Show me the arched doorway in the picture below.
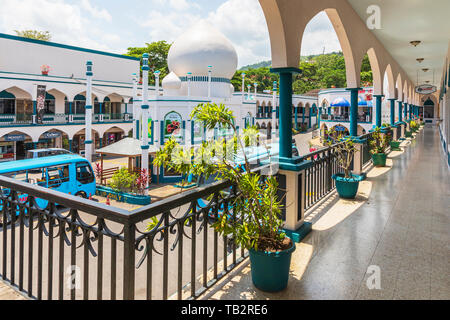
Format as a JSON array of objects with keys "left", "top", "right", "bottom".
[
  {"left": 423, "top": 98, "right": 435, "bottom": 122},
  {"left": 0, "top": 131, "right": 33, "bottom": 160}
]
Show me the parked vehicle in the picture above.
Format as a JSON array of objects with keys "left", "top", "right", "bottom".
[
  {"left": 0, "top": 154, "right": 96, "bottom": 209},
  {"left": 26, "top": 148, "right": 72, "bottom": 159}
]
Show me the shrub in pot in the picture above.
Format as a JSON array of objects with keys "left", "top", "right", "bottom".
[
  {"left": 326, "top": 130, "right": 362, "bottom": 199},
  {"left": 369, "top": 127, "right": 391, "bottom": 167},
  {"left": 153, "top": 103, "right": 295, "bottom": 292}
]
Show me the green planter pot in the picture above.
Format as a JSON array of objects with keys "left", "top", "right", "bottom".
[
  {"left": 372, "top": 153, "right": 387, "bottom": 167},
  {"left": 390, "top": 141, "right": 401, "bottom": 151},
  {"left": 249, "top": 240, "right": 296, "bottom": 292},
  {"left": 332, "top": 173, "right": 363, "bottom": 199}
]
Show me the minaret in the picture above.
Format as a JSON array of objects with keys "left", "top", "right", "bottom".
[
  {"left": 132, "top": 73, "right": 138, "bottom": 139},
  {"left": 207, "top": 66, "right": 212, "bottom": 98},
  {"left": 141, "top": 53, "right": 150, "bottom": 195},
  {"left": 272, "top": 81, "right": 278, "bottom": 141},
  {"left": 85, "top": 61, "right": 93, "bottom": 163}
]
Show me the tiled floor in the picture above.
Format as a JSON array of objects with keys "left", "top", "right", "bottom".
[
  {"left": 0, "top": 281, "right": 28, "bottom": 300},
  {"left": 202, "top": 125, "right": 450, "bottom": 300}
]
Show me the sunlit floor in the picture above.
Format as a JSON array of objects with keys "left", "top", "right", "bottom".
[{"left": 202, "top": 125, "right": 450, "bottom": 300}]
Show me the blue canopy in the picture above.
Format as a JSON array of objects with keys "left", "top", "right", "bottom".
[{"left": 331, "top": 98, "right": 350, "bottom": 107}]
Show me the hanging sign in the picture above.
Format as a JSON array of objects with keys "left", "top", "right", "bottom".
[
  {"left": 36, "top": 85, "right": 46, "bottom": 124},
  {"left": 148, "top": 118, "right": 153, "bottom": 140},
  {"left": 334, "top": 125, "right": 347, "bottom": 132},
  {"left": 415, "top": 84, "right": 437, "bottom": 95},
  {"left": 43, "top": 132, "right": 61, "bottom": 139},
  {"left": 4, "top": 134, "right": 25, "bottom": 142}
]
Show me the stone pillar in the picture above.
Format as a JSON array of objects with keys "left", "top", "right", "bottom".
[
  {"left": 352, "top": 142, "right": 364, "bottom": 176},
  {"left": 403, "top": 102, "right": 408, "bottom": 120},
  {"left": 398, "top": 101, "right": 403, "bottom": 123},
  {"left": 294, "top": 105, "right": 298, "bottom": 129},
  {"left": 141, "top": 53, "right": 150, "bottom": 195},
  {"left": 347, "top": 88, "right": 361, "bottom": 137},
  {"left": 374, "top": 95, "right": 384, "bottom": 128},
  {"left": 85, "top": 61, "right": 93, "bottom": 163},
  {"left": 389, "top": 99, "right": 396, "bottom": 126}
]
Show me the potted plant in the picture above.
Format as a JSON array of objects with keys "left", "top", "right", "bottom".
[
  {"left": 369, "top": 127, "right": 391, "bottom": 167},
  {"left": 153, "top": 103, "right": 295, "bottom": 292},
  {"left": 41, "top": 65, "right": 50, "bottom": 76},
  {"left": 326, "top": 130, "right": 362, "bottom": 199}
]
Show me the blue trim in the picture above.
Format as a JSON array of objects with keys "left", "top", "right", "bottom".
[
  {"left": 85, "top": 140, "right": 93, "bottom": 144},
  {"left": 141, "top": 105, "right": 149, "bottom": 110},
  {"left": 283, "top": 222, "right": 312, "bottom": 243},
  {"left": 141, "top": 145, "right": 150, "bottom": 150},
  {"left": 85, "top": 105, "right": 92, "bottom": 109},
  {"left": 0, "top": 33, "right": 140, "bottom": 61}
]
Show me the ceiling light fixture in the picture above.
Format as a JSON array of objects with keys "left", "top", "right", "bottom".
[
  {"left": 422, "top": 68, "right": 429, "bottom": 72},
  {"left": 410, "top": 40, "right": 421, "bottom": 47},
  {"left": 416, "top": 58, "right": 424, "bottom": 63}
]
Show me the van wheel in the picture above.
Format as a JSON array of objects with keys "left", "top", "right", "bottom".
[{"left": 75, "top": 192, "right": 87, "bottom": 199}]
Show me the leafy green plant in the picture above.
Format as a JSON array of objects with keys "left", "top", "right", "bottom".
[
  {"left": 109, "top": 167, "right": 137, "bottom": 193},
  {"left": 325, "top": 129, "right": 358, "bottom": 179},
  {"left": 369, "top": 127, "right": 391, "bottom": 155},
  {"left": 153, "top": 103, "right": 289, "bottom": 252}
]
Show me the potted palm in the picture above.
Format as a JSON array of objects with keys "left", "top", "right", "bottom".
[
  {"left": 327, "top": 130, "right": 362, "bottom": 199},
  {"left": 369, "top": 127, "right": 391, "bottom": 167},
  {"left": 153, "top": 103, "right": 295, "bottom": 292}
]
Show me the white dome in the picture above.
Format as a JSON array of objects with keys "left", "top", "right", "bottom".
[
  {"left": 162, "top": 71, "right": 182, "bottom": 90},
  {"left": 168, "top": 20, "right": 238, "bottom": 79}
]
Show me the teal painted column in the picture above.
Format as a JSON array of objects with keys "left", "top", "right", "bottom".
[
  {"left": 279, "top": 72, "right": 293, "bottom": 158},
  {"left": 403, "top": 102, "right": 407, "bottom": 120},
  {"left": 308, "top": 111, "right": 312, "bottom": 129},
  {"left": 346, "top": 88, "right": 361, "bottom": 137},
  {"left": 302, "top": 108, "right": 305, "bottom": 127},
  {"left": 69, "top": 140, "right": 73, "bottom": 152},
  {"left": 389, "top": 99, "right": 396, "bottom": 126},
  {"left": 374, "top": 95, "right": 384, "bottom": 128},
  {"left": 295, "top": 106, "right": 298, "bottom": 129},
  {"left": 318, "top": 107, "right": 321, "bottom": 127},
  {"left": 398, "top": 101, "right": 403, "bottom": 122},
  {"left": 409, "top": 104, "right": 413, "bottom": 120},
  {"left": 271, "top": 68, "right": 301, "bottom": 159}
]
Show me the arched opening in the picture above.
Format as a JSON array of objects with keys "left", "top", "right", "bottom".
[
  {"left": 37, "top": 129, "right": 70, "bottom": 151},
  {"left": 104, "top": 93, "right": 124, "bottom": 120},
  {"left": 331, "top": 124, "right": 350, "bottom": 138},
  {"left": 423, "top": 98, "right": 435, "bottom": 120},
  {"left": 1, "top": 87, "right": 33, "bottom": 122},
  {"left": 72, "top": 128, "right": 100, "bottom": 155},
  {"left": 0, "top": 131, "right": 33, "bottom": 160},
  {"left": 103, "top": 126, "right": 125, "bottom": 147}
]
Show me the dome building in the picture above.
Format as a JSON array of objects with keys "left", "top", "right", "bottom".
[{"left": 163, "top": 20, "right": 238, "bottom": 98}]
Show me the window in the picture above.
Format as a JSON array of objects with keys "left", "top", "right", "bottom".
[
  {"left": 48, "top": 165, "right": 70, "bottom": 188},
  {"left": 0, "top": 99, "right": 15, "bottom": 114},
  {"left": 76, "top": 163, "right": 94, "bottom": 184}
]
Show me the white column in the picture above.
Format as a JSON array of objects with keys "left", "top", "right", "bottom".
[
  {"left": 207, "top": 66, "right": 212, "bottom": 98},
  {"left": 85, "top": 61, "right": 93, "bottom": 163},
  {"left": 254, "top": 83, "right": 258, "bottom": 98},
  {"left": 141, "top": 53, "right": 150, "bottom": 195},
  {"left": 154, "top": 70, "right": 161, "bottom": 148},
  {"left": 187, "top": 72, "right": 192, "bottom": 97},
  {"left": 247, "top": 84, "right": 251, "bottom": 100},
  {"left": 132, "top": 73, "right": 138, "bottom": 139},
  {"left": 272, "top": 81, "right": 278, "bottom": 140},
  {"left": 241, "top": 73, "right": 246, "bottom": 103}
]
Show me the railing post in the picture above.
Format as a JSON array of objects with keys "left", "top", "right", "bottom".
[
  {"left": 123, "top": 222, "right": 136, "bottom": 300},
  {"left": 326, "top": 149, "right": 332, "bottom": 192}
]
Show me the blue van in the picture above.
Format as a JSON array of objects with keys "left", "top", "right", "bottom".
[{"left": 0, "top": 154, "right": 96, "bottom": 209}]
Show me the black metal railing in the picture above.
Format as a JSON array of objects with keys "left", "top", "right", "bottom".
[
  {"left": 360, "top": 133, "right": 374, "bottom": 168},
  {"left": 303, "top": 143, "right": 343, "bottom": 211},
  {"left": 0, "top": 176, "right": 245, "bottom": 300}
]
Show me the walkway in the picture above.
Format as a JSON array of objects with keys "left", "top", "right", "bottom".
[
  {"left": 202, "top": 126, "right": 450, "bottom": 300},
  {"left": 0, "top": 280, "right": 28, "bottom": 300}
]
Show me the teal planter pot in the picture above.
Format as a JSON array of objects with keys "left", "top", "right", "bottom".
[
  {"left": 96, "top": 185, "right": 151, "bottom": 205},
  {"left": 332, "top": 173, "right": 363, "bottom": 199},
  {"left": 249, "top": 240, "right": 296, "bottom": 292},
  {"left": 372, "top": 153, "right": 387, "bottom": 167},
  {"left": 390, "top": 141, "right": 401, "bottom": 151}
]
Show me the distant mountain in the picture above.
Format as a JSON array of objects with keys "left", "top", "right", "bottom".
[{"left": 240, "top": 51, "right": 343, "bottom": 71}]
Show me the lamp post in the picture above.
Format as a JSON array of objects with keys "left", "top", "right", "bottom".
[
  {"left": 247, "top": 84, "right": 251, "bottom": 100},
  {"left": 85, "top": 61, "right": 93, "bottom": 163}
]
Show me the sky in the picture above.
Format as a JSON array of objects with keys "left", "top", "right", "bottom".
[{"left": 0, "top": 0, "right": 342, "bottom": 67}]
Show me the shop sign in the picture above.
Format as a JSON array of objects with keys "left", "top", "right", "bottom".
[
  {"left": 415, "top": 84, "right": 437, "bottom": 95},
  {"left": 164, "top": 112, "right": 183, "bottom": 143},
  {"left": 43, "top": 132, "right": 61, "bottom": 139},
  {"left": 4, "top": 134, "right": 25, "bottom": 142},
  {"left": 334, "top": 125, "right": 347, "bottom": 132}
]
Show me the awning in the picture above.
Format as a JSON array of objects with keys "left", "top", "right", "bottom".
[{"left": 96, "top": 138, "right": 158, "bottom": 157}]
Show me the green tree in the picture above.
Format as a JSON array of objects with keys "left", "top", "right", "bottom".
[
  {"left": 14, "top": 30, "right": 51, "bottom": 41},
  {"left": 125, "top": 41, "right": 172, "bottom": 85}
]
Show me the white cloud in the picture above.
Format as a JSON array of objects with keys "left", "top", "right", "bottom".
[
  {"left": 0, "top": 0, "right": 121, "bottom": 53},
  {"left": 80, "top": 0, "right": 112, "bottom": 22}
]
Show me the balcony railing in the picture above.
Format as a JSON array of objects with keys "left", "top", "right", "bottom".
[
  {"left": 320, "top": 114, "right": 372, "bottom": 123},
  {"left": 0, "top": 132, "right": 375, "bottom": 300},
  {"left": 0, "top": 177, "right": 246, "bottom": 300},
  {"left": 0, "top": 113, "right": 131, "bottom": 126}
]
